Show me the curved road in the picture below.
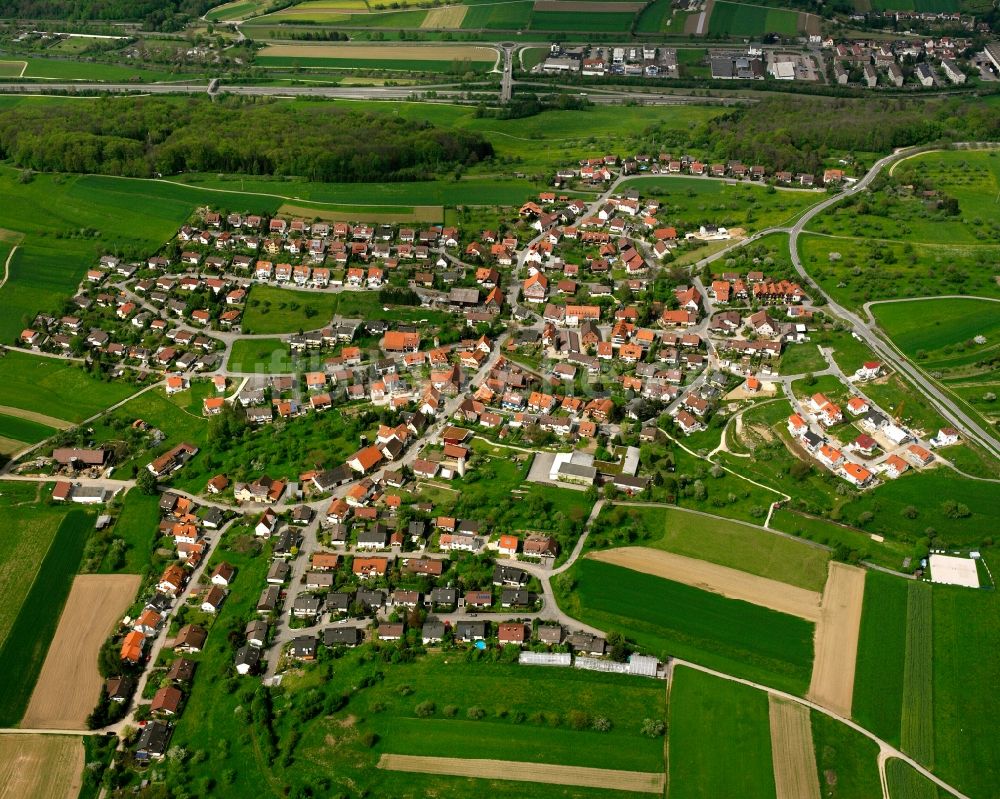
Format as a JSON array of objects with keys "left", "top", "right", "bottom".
[{"left": 787, "top": 144, "right": 1000, "bottom": 461}]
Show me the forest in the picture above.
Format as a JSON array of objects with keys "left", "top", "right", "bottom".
[
  {"left": 0, "top": 0, "right": 213, "bottom": 29},
  {"left": 691, "top": 96, "right": 1000, "bottom": 175},
  {"left": 0, "top": 97, "right": 495, "bottom": 182}
]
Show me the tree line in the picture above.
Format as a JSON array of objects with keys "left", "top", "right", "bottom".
[
  {"left": 0, "top": 96, "right": 495, "bottom": 183},
  {"left": 0, "top": 0, "right": 215, "bottom": 30}
]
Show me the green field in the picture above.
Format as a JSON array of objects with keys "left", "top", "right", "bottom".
[
  {"left": 668, "top": 667, "right": 776, "bottom": 799},
  {"left": 620, "top": 176, "right": 819, "bottom": 233},
  {"left": 462, "top": 1, "right": 534, "bottom": 28},
  {"left": 529, "top": 9, "right": 637, "bottom": 30},
  {"left": 872, "top": 298, "right": 1000, "bottom": 361},
  {"left": 227, "top": 338, "right": 299, "bottom": 373},
  {"left": 0, "top": 412, "right": 57, "bottom": 445},
  {"left": 931, "top": 584, "right": 1000, "bottom": 799},
  {"left": 0, "top": 509, "right": 92, "bottom": 726},
  {"left": 778, "top": 343, "right": 829, "bottom": 375},
  {"left": 6, "top": 57, "right": 183, "bottom": 82},
  {"left": 811, "top": 711, "right": 883, "bottom": 799},
  {"left": 591, "top": 505, "right": 830, "bottom": 591},
  {"left": 708, "top": 1, "right": 800, "bottom": 36},
  {"left": 635, "top": 0, "right": 673, "bottom": 32},
  {"left": 563, "top": 559, "right": 815, "bottom": 694},
  {"left": 255, "top": 56, "right": 493, "bottom": 73},
  {"left": 885, "top": 759, "right": 942, "bottom": 799},
  {"left": 0, "top": 351, "right": 135, "bottom": 424},
  {"left": 0, "top": 483, "right": 69, "bottom": 646},
  {"left": 206, "top": 0, "right": 283, "bottom": 20},
  {"left": 901, "top": 582, "right": 934, "bottom": 765},
  {"left": 852, "top": 571, "right": 907, "bottom": 746},
  {"left": 871, "top": 0, "right": 958, "bottom": 13},
  {"left": 99, "top": 490, "right": 162, "bottom": 574}
]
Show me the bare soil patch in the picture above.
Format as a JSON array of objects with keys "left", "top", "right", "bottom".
[
  {"left": 378, "top": 754, "right": 666, "bottom": 793},
  {"left": 22, "top": 574, "right": 141, "bottom": 729},
  {"left": 0, "top": 735, "right": 82, "bottom": 799},
  {"left": 768, "top": 695, "right": 821, "bottom": 799},
  {"left": 533, "top": 0, "right": 645, "bottom": 10},
  {"left": 0, "top": 405, "right": 71, "bottom": 430},
  {"left": 421, "top": 5, "right": 468, "bottom": 27},
  {"left": 589, "top": 548, "right": 822, "bottom": 621},
  {"left": 808, "top": 562, "right": 865, "bottom": 717},
  {"left": 258, "top": 43, "right": 496, "bottom": 61}
]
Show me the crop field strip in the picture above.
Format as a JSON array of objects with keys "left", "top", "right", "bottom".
[
  {"left": 421, "top": 5, "right": 469, "bottom": 25},
  {"left": 377, "top": 755, "right": 666, "bottom": 793},
  {"left": 21, "top": 574, "right": 142, "bottom": 730},
  {"left": 0, "top": 510, "right": 93, "bottom": 726},
  {"left": 569, "top": 559, "right": 815, "bottom": 695},
  {"left": 768, "top": 695, "right": 821, "bottom": 799},
  {"left": 588, "top": 548, "right": 823, "bottom": 621},
  {"left": 852, "top": 571, "right": 908, "bottom": 746},
  {"left": 807, "top": 562, "right": 866, "bottom": 718},
  {"left": 0, "top": 734, "right": 83, "bottom": 799},
  {"left": 885, "top": 758, "right": 940, "bottom": 799},
  {"left": 900, "top": 581, "right": 934, "bottom": 765},
  {"left": 668, "top": 667, "right": 777, "bottom": 799}
]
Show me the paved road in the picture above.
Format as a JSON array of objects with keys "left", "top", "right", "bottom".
[{"left": 787, "top": 144, "right": 1000, "bottom": 461}]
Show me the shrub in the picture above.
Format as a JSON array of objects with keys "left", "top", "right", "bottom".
[
  {"left": 592, "top": 716, "right": 612, "bottom": 732},
  {"left": 641, "top": 718, "right": 665, "bottom": 738},
  {"left": 414, "top": 701, "right": 436, "bottom": 718},
  {"left": 467, "top": 706, "right": 485, "bottom": 720}
]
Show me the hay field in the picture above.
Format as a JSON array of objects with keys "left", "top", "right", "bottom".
[
  {"left": 21, "top": 574, "right": 141, "bottom": 729},
  {"left": 378, "top": 754, "right": 666, "bottom": 793},
  {"left": 0, "top": 404, "right": 72, "bottom": 430},
  {"left": 258, "top": 43, "right": 496, "bottom": 61},
  {"left": 588, "top": 548, "right": 822, "bottom": 621},
  {"left": 808, "top": 562, "right": 865, "bottom": 717},
  {"left": 0, "top": 735, "right": 82, "bottom": 799},
  {"left": 768, "top": 696, "right": 820, "bottom": 799},
  {"left": 421, "top": 5, "right": 468, "bottom": 26},
  {"left": 0, "top": 60, "right": 27, "bottom": 78}
]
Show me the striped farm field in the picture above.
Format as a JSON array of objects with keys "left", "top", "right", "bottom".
[
  {"left": 257, "top": 44, "right": 496, "bottom": 71},
  {"left": 529, "top": 8, "right": 636, "bottom": 28},
  {"left": 533, "top": 0, "right": 644, "bottom": 9},
  {"left": 461, "top": 0, "right": 533, "bottom": 27},
  {"left": 707, "top": 1, "right": 801, "bottom": 36},
  {"left": 901, "top": 582, "right": 934, "bottom": 764},
  {"left": 421, "top": 4, "right": 468, "bottom": 26}
]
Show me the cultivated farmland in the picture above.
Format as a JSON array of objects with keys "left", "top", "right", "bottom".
[
  {"left": 565, "top": 559, "right": 815, "bottom": 693},
  {"left": 21, "top": 574, "right": 141, "bottom": 729},
  {"left": 461, "top": 1, "right": 534, "bottom": 28},
  {"left": 529, "top": 9, "right": 637, "bottom": 29},
  {"left": 901, "top": 582, "right": 934, "bottom": 764},
  {"left": 668, "top": 667, "right": 776, "bottom": 799},
  {"left": 811, "top": 711, "right": 883, "bottom": 799},
  {"left": 587, "top": 548, "right": 823, "bottom": 621},
  {"left": 872, "top": 298, "right": 1000, "bottom": 361},
  {"left": 421, "top": 5, "right": 469, "bottom": 26},
  {"left": 885, "top": 759, "right": 941, "bottom": 799},
  {"left": 808, "top": 563, "right": 865, "bottom": 718},
  {"left": 768, "top": 696, "right": 820, "bottom": 799},
  {"left": 852, "top": 570, "right": 908, "bottom": 746},
  {"left": 0, "top": 509, "right": 93, "bottom": 726},
  {"left": 0, "top": 735, "right": 83, "bottom": 799},
  {"left": 255, "top": 44, "right": 498, "bottom": 72},
  {"left": 707, "top": 0, "right": 800, "bottom": 36}
]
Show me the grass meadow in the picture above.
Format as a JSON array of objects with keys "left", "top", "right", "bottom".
[
  {"left": 590, "top": 504, "right": 830, "bottom": 591},
  {"left": 872, "top": 298, "right": 1000, "bottom": 361},
  {"left": 811, "top": 710, "right": 883, "bottom": 799},
  {"left": 931, "top": 584, "right": 1000, "bottom": 799},
  {"left": 901, "top": 582, "right": 934, "bottom": 765},
  {"left": 0, "top": 413, "right": 57, "bottom": 445},
  {"left": 255, "top": 55, "right": 493, "bottom": 73},
  {"left": 668, "top": 667, "right": 776, "bottom": 799},
  {"left": 462, "top": 1, "right": 534, "bottom": 28},
  {"left": 563, "top": 559, "right": 815, "bottom": 694},
  {"left": 528, "top": 9, "right": 637, "bottom": 30},
  {"left": 0, "top": 351, "right": 134, "bottom": 423},
  {"left": 98, "top": 490, "right": 162, "bottom": 574},
  {"left": 885, "top": 759, "right": 942, "bottom": 799},
  {"left": 0, "top": 509, "right": 93, "bottom": 726},
  {"left": 852, "top": 570, "right": 907, "bottom": 747},
  {"left": 769, "top": 509, "right": 913, "bottom": 572}
]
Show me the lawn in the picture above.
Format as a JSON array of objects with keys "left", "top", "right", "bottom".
[
  {"left": 562, "top": 559, "right": 815, "bottom": 694},
  {"left": 811, "top": 710, "right": 883, "bottom": 799},
  {"left": 851, "top": 570, "right": 907, "bottom": 746},
  {"left": 778, "top": 343, "right": 828, "bottom": 376},
  {"left": 0, "top": 509, "right": 93, "bottom": 726},
  {"left": 668, "top": 667, "right": 776, "bottom": 799},
  {"left": 0, "top": 412, "right": 57, "bottom": 445},
  {"left": 0, "top": 483, "right": 69, "bottom": 646},
  {"left": 708, "top": 1, "right": 800, "bottom": 36},
  {"left": 227, "top": 338, "right": 299, "bottom": 373},
  {"left": 589, "top": 504, "right": 831, "bottom": 592},
  {"left": 930, "top": 584, "right": 1000, "bottom": 799},
  {"left": 0, "top": 351, "right": 135, "bottom": 424}
]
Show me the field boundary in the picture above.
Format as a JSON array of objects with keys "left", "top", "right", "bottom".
[
  {"left": 0, "top": 404, "right": 72, "bottom": 430},
  {"left": 377, "top": 753, "right": 667, "bottom": 793},
  {"left": 587, "top": 547, "right": 822, "bottom": 621},
  {"left": 276, "top": 202, "right": 443, "bottom": 223}
]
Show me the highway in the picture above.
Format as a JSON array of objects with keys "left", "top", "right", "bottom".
[{"left": 787, "top": 145, "right": 1000, "bottom": 461}]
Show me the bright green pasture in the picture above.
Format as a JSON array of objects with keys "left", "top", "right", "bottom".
[{"left": 708, "top": 1, "right": 800, "bottom": 36}]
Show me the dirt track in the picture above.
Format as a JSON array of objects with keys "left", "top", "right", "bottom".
[
  {"left": 0, "top": 735, "right": 82, "bottom": 799},
  {"left": 808, "top": 562, "right": 865, "bottom": 717},
  {"left": 589, "top": 548, "right": 822, "bottom": 621},
  {"left": 378, "top": 754, "right": 666, "bottom": 793},
  {"left": 769, "top": 695, "right": 821, "bottom": 799},
  {"left": 22, "top": 574, "right": 141, "bottom": 730}
]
